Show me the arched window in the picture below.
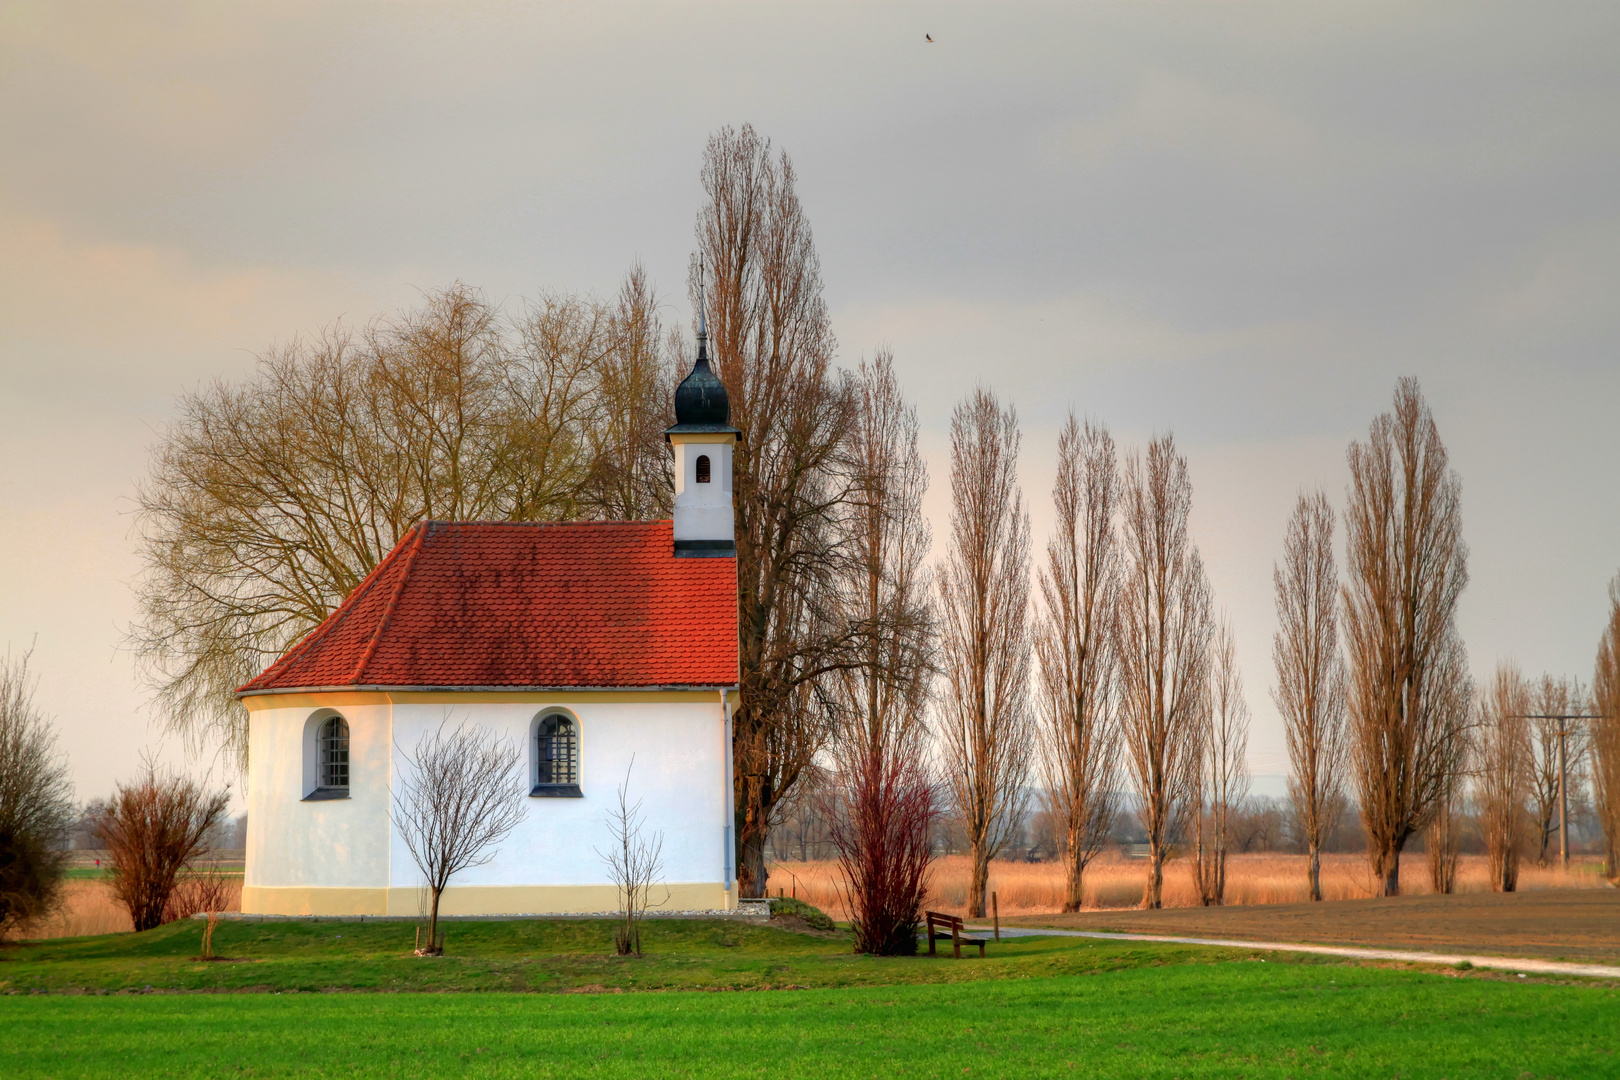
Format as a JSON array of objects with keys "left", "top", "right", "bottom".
[
  {"left": 532, "top": 712, "right": 582, "bottom": 797},
  {"left": 695, "top": 454, "right": 711, "bottom": 483},
  {"left": 318, "top": 716, "right": 349, "bottom": 792}
]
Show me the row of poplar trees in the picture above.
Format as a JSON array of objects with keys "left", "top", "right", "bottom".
[{"left": 133, "top": 124, "right": 1620, "bottom": 913}]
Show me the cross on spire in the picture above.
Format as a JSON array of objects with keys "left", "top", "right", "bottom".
[{"left": 697, "top": 256, "right": 708, "bottom": 342}]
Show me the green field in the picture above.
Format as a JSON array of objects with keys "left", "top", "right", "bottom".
[{"left": 3, "top": 918, "right": 1617, "bottom": 1077}]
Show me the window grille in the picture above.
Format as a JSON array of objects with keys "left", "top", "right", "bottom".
[
  {"left": 318, "top": 716, "right": 349, "bottom": 791},
  {"left": 695, "top": 454, "right": 711, "bottom": 483},
  {"left": 535, "top": 714, "right": 578, "bottom": 787}
]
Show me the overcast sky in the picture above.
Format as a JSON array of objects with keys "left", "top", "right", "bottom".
[{"left": 3, "top": 2, "right": 1618, "bottom": 803}]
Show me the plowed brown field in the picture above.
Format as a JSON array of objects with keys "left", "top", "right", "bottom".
[
  {"left": 1009, "top": 888, "right": 1620, "bottom": 963},
  {"left": 766, "top": 853, "right": 1618, "bottom": 962}
]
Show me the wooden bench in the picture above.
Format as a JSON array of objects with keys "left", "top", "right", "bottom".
[{"left": 925, "top": 911, "right": 988, "bottom": 959}]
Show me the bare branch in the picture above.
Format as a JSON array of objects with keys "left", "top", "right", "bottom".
[
  {"left": 1035, "top": 415, "right": 1120, "bottom": 912},
  {"left": 1473, "top": 662, "right": 1531, "bottom": 892},
  {"left": 1271, "top": 490, "right": 1346, "bottom": 901},
  {"left": 822, "top": 353, "right": 938, "bottom": 953},
  {"left": 937, "top": 388, "right": 1035, "bottom": 919},
  {"left": 1594, "top": 575, "right": 1620, "bottom": 879},
  {"left": 132, "top": 279, "right": 675, "bottom": 764},
  {"left": 1194, "top": 618, "right": 1250, "bottom": 906},
  {"left": 1117, "top": 434, "right": 1212, "bottom": 910},
  {"left": 0, "top": 649, "right": 75, "bottom": 939},
  {"left": 696, "top": 124, "right": 855, "bottom": 897},
  {"left": 94, "top": 759, "right": 230, "bottom": 933},
  {"left": 390, "top": 718, "right": 526, "bottom": 954},
  {"left": 1342, "top": 377, "right": 1472, "bottom": 897},
  {"left": 596, "top": 758, "right": 667, "bottom": 956}
]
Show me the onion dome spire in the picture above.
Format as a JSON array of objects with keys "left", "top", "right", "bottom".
[{"left": 667, "top": 259, "right": 739, "bottom": 436}]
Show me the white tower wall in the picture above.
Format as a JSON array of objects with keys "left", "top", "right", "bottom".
[{"left": 671, "top": 434, "right": 735, "bottom": 546}]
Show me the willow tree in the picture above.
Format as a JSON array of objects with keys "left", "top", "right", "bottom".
[
  {"left": 1342, "top": 378, "right": 1471, "bottom": 897},
  {"left": 133, "top": 275, "right": 673, "bottom": 761}
]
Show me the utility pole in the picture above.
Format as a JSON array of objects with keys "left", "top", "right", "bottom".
[
  {"left": 1558, "top": 726, "right": 1569, "bottom": 867},
  {"left": 1520, "top": 713, "right": 1602, "bottom": 870}
]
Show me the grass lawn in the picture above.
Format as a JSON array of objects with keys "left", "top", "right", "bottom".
[
  {"left": 0, "top": 918, "right": 1354, "bottom": 995},
  {"left": 3, "top": 919, "right": 1617, "bottom": 1077}
]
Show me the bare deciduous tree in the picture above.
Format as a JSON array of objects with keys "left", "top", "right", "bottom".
[
  {"left": 1474, "top": 662, "right": 1531, "bottom": 892},
  {"left": 596, "top": 758, "right": 667, "bottom": 957},
  {"left": 1194, "top": 619, "right": 1250, "bottom": 906},
  {"left": 1594, "top": 575, "right": 1620, "bottom": 879},
  {"left": 1526, "top": 674, "right": 1588, "bottom": 866},
  {"left": 823, "top": 352, "right": 938, "bottom": 954},
  {"left": 134, "top": 277, "right": 674, "bottom": 763},
  {"left": 1118, "top": 434, "right": 1212, "bottom": 910},
  {"left": 391, "top": 720, "right": 527, "bottom": 955},
  {"left": 1271, "top": 490, "right": 1347, "bottom": 902},
  {"left": 1035, "top": 415, "right": 1120, "bottom": 912},
  {"left": 0, "top": 650, "right": 75, "bottom": 939},
  {"left": 1342, "top": 377, "right": 1472, "bottom": 897},
  {"left": 697, "top": 124, "right": 856, "bottom": 898},
  {"left": 1425, "top": 774, "right": 1463, "bottom": 894},
  {"left": 938, "top": 388, "right": 1035, "bottom": 919},
  {"left": 95, "top": 762, "right": 230, "bottom": 933},
  {"left": 584, "top": 268, "right": 679, "bottom": 520}
]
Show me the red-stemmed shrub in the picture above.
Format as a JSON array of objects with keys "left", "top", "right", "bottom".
[
  {"left": 95, "top": 763, "right": 229, "bottom": 932},
  {"left": 825, "top": 741, "right": 937, "bottom": 955}
]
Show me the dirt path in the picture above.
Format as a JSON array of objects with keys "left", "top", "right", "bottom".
[
  {"left": 998, "top": 888, "right": 1620, "bottom": 963},
  {"left": 970, "top": 926, "right": 1620, "bottom": 980}
]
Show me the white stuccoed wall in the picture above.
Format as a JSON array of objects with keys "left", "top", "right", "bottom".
[
  {"left": 245, "top": 699, "right": 394, "bottom": 890},
  {"left": 386, "top": 700, "right": 725, "bottom": 889},
  {"left": 243, "top": 692, "right": 731, "bottom": 912}
]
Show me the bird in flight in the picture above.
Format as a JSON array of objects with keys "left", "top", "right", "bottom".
[{"left": 925, "top": 33, "right": 933, "bottom": 42}]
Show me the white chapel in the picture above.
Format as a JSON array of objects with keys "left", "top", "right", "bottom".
[{"left": 237, "top": 328, "right": 741, "bottom": 916}]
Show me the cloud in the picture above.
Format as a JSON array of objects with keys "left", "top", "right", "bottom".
[
  {"left": 1042, "top": 69, "right": 1341, "bottom": 184},
  {"left": 3, "top": 0, "right": 1619, "bottom": 802},
  {"left": 0, "top": 202, "right": 428, "bottom": 415}
]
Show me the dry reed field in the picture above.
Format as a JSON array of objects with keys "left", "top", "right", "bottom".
[
  {"left": 19, "top": 855, "right": 1605, "bottom": 941},
  {"left": 21, "top": 878, "right": 244, "bottom": 941},
  {"left": 767, "top": 853, "right": 1612, "bottom": 921}
]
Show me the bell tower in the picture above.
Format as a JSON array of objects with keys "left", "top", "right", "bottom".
[{"left": 665, "top": 285, "right": 739, "bottom": 558}]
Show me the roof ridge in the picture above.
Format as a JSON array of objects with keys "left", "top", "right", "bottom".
[
  {"left": 241, "top": 526, "right": 424, "bottom": 692},
  {"left": 416, "top": 519, "right": 669, "bottom": 528},
  {"left": 347, "top": 521, "right": 430, "bottom": 686}
]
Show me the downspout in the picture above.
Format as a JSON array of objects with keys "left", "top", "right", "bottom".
[
  {"left": 721, "top": 687, "right": 734, "bottom": 899},
  {"left": 384, "top": 691, "right": 397, "bottom": 916}
]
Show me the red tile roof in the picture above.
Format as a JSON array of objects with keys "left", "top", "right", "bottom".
[{"left": 237, "top": 521, "right": 737, "bottom": 694}]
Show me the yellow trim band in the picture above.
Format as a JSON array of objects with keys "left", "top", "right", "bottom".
[{"left": 242, "top": 882, "right": 737, "bottom": 916}]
